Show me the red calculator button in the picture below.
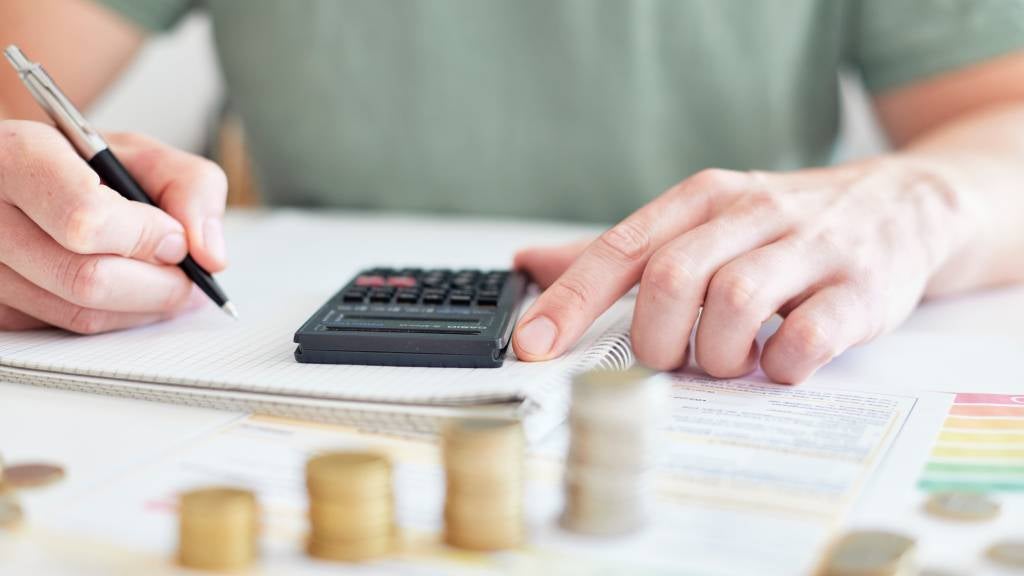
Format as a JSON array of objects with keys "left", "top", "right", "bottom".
[
  {"left": 355, "top": 275, "right": 386, "bottom": 287},
  {"left": 386, "top": 276, "right": 417, "bottom": 288}
]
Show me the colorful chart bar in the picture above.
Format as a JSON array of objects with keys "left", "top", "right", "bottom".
[{"left": 919, "top": 393, "right": 1024, "bottom": 493}]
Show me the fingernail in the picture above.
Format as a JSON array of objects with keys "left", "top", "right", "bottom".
[
  {"left": 155, "top": 233, "right": 187, "bottom": 264},
  {"left": 517, "top": 315, "right": 558, "bottom": 357},
  {"left": 204, "top": 217, "right": 226, "bottom": 264}
]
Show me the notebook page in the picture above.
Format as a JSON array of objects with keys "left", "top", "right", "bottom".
[{"left": 0, "top": 211, "right": 631, "bottom": 406}]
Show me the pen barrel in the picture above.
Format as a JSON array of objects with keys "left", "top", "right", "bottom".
[
  {"left": 88, "top": 149, "right": 156, "bottom": 206},
  {"left": 88, "top": 150, "right": 229, "bottom": 308}
]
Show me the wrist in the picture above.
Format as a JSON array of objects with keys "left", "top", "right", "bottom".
[{"left": 883, "top": 152, "right": 988, "bottom": 297}]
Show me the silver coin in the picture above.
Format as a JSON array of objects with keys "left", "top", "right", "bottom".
[
  {"left": 823, "top": 530, "right": 916, "bottom": 576},
  {"left": 0, "top": 495, "right": 23, "bottom": 530},
  {"left": 924, "top": 492, "right": 1000, "bottom": 521},
  {"left": 988, "top": 540, "right": 1024, "bottom": 568}
]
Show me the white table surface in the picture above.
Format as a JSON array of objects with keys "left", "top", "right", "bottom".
[{"left": 2, "top": 210, "right": 1022, "bottom": 575}]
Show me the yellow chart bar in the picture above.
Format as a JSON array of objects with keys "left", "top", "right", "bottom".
[
  {"left": 939, "top": 431, "right": 1024, "bottom": 444},
  {"left": 943, "top": 417, "right": 1024, "bottom": 430},
  {"left": 932, "top": 445, "right": 1024, "bottom": 459}
]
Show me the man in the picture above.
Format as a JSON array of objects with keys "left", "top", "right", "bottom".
[{"left": 1, "top": 0, "right": 1023, "bottom": 383}]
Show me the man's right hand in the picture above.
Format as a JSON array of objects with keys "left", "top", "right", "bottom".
[{"left": 0, "top": 120, "right": 228, "bottom": 333}]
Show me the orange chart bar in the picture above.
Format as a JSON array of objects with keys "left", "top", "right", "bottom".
[
  {"left": 949, "top": 405, "right": 1024, "bottom": 417},
  {"left": 943, "top": 417, "right": 1024, "bottom": 430}
]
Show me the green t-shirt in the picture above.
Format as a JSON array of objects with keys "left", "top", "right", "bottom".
[{"left": 99, "top": 0, "right": 1024, "bottom": 222}]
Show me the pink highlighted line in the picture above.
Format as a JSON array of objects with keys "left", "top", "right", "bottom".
[{"left": 955, "top": 393, "right": 1024, "bottom": 406}]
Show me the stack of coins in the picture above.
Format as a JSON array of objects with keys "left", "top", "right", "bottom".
[
  {"left": 818, "top": 530, "right": 917, "bottom": 576},
  {"left": 443, "top": 418, "right": 525, "bottom": 550},
  {"left": 561, "top": 367, "right": 662, "bottom": 536},
  {"left": 177, "top": 487, "right": 259, "bottom": 571},
  {"left": 306, "top": 451, "right": 395, "bottom": 562}
]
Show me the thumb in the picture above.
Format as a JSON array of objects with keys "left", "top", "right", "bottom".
[
  {"left": 106, "top": 132, "right": 229, "bottom": 273},
  {"left": 513, "top": 237, "right": 593, "bottom": 288}
]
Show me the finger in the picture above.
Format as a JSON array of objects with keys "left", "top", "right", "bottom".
[
  {"left": 694, "top": 237, "right": 834, "bottom": 379},
  {"left": 513, "top": 237, "right": 593, "bottom": 288},
  {"left": 0, "top": 264, "right": 175, "bottom": 334},
  {"left": 0, "top": 304, "right": 47, "bottom": 331},
  {"left": 0, "top": 121, "right": 190, "bottom": 265},
  {"left": 513, "top": 169, "right": 751, "bottom": 361},
  {"left": 108, "top": 133, "right": 229, "bottom": 272},
  {"left": 760, "top": 284, "right": 873, "bottom": 384},
  {"left": 632, "top": 198, "right": 796, "bottom": 371},
  {"left": 0, "top": 203, "right": 195, "bottom": 312}
]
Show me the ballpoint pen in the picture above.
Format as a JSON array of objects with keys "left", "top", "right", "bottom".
[{"left": 3, "top": 44, "right": 238, "bottom": 320}]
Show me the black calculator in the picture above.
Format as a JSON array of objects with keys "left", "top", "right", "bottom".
[{"left": 294, "top": 268, "right": 529, "bottom": 368}]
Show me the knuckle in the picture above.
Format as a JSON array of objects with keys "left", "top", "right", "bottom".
[
  {"left": 644, "top": 253, "right": 697, "bottom": 300},
  {"left": 785, "top": 315, "right": 833, "bottom": 361},
  {"left": 66, "top": 306, "right": 106, "bottom": 335},
  {"left": 161, "top": 278, "right": 193, "bottom": 311},
  {"left": 688, "top": 168, "right": 737, "bottom": 190},
  {"left": 745, "top": 187, "right": 791, "bottom": 217},
  {"left": 198, "top": 158, "right": 228, "bottom": 192},
  {"left": 598, "top": 220, "right": 650, "bottom": 262},
  {"left": 66, "top": 257, "right": 109, "bottom": 307},
  {"left": 709, "top": 268, "right": 759, "bottom": 313},
  {"left": 63, "top": 204, "right": 104, "bottom": 254},
  {"left": 546, "top": 276, "right": 592, "bottom": 312}
]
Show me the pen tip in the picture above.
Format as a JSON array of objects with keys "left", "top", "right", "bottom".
[{"left": 222, "top": 302, "right": 240, "bottom": 320}]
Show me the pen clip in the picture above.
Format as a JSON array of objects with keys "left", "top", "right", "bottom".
[{"left": 4, "top": 45, "right": 108, "bottom": 158}]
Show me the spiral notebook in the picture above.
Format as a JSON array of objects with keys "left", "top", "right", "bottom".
[
  {"left": 0, "top": 212, "right": 637, "bottom": 440},
  {"left": 0, "top": 296, "right": 634, "bottom": 441}
]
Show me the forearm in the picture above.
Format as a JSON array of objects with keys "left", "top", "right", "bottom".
[{"left": 890, "top": 102, "right": 1024, "bottom": 297}]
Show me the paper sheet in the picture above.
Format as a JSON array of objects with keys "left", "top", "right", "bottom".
[{"left": 38, "top": 375, "right": 913, "bottom": 575}]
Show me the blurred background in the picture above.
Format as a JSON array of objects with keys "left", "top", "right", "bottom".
[{"left": 88, "top": 11, "right": 890, "bottom": 207}]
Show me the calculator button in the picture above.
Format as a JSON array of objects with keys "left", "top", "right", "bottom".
[
  {"left": 449, "top": 294, "right": 473, "bottom": 305},
  {"left": 369, "top": 292, "right": 394, "bottom": 303},
  {"left": 422, "top": 293, "right": 445, "bottom": 305},
  {"left": 476, "top": 295, "right": 499, "bottom": 306},
  {"left": 386, "top": 276, "right": 418, "bottom": 288},
  {"left": 341, "top": 291, "right": 367, "bottom": 303},
  {"left": 356, "top": 275, "right": 387, "bottom": 287},
  {"left": 395, "top": 292, "right": 420, "bottom": 303}
]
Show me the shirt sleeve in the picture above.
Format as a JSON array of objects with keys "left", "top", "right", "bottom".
[
  {"left": 93, "top": 0, "right": 196, "bottom": 32},
  {"left": 849, "top": 0, "right": 1024, "bottom": 93}
]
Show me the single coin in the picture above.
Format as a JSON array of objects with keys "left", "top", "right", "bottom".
[
  {"left": 822, "top": 530, "right": 916, "bottom": 576},
  {"left": 987, "top": 540, "right": 1024, "bottom": 569},
  {"left": 2, "top": 463, "right": 65, "bottom": 489},
  {"left": 0, "top": 495, "right": 23, "bottom": 530},
  {"left": 924, "top": 492, "right": 1000, "bottom": 522}
]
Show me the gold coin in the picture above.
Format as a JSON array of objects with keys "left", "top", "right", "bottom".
[
  {"left": 0, "top": 495, "right": 23, "bottom": 530},
  {"left": 307, "top": 534, "right": 393, "bottom": 562},
  {"left": 820, "top": 530, "right": 916, "bottom": 576},
  {"left": 178, "top": 487, "right": 258, "bottom": 571},
  {"left": 2, "top": 463, "right": 65, "bottom": 489},
  {"left": 442, "top": 419, "right": 524, "bottom": 448},
  {"left": 306, "top": 452, "right": 391, "bottom": 500},
  {"left": 444, "top": 516, "right": 524, "bottom": 551},
  {"left": 573, "top": 367, "right": 654, "bottom": 391},
  {"left": 987, "top": 540, "right": 1024, "bottom": 568},
  {"left": 309, "top": 501, "right": 394, "bottom": 540},
  {"left": 924, "top": 492, "right": 1000, "bottom": 522}
]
